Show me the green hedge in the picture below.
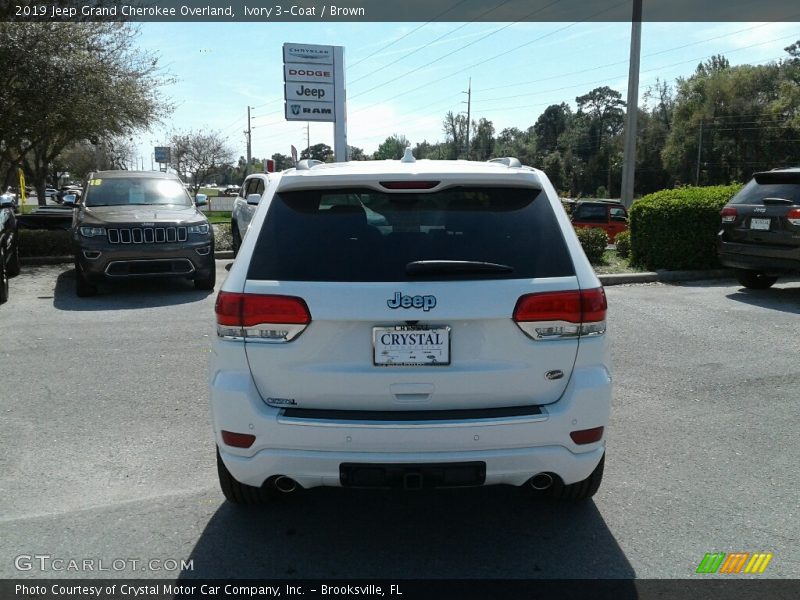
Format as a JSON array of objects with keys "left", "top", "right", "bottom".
[
  {"left": 629, "top": 184, "right": 742, "bottom": 270},
  {"left": 18, "top": 229, "right": 72, "bottom": 257},
  {"left": 19, "top": 225, "right": 233, "bottom": 256},
  {"left": 575, "top": 227, "right": 608, "bottom": 265},
  {"left": 614, "top": 230, "right": 631, "bottom": 259}
]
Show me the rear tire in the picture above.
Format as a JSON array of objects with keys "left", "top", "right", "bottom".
[
  {"left": 231, "top": 222, "right": 241, "bottom": 258},
  {"left": 75, "top": 261, "right": 98, "bottom": 297},
  {"left": 0, "top": 250, "right": 9, "bottom": 304},
  {"left": 735, "top": 269, "right": 778, "bottom": 290},
  {"left": 216, "top": 447, "right": 276, "bottom": 505},
  {"left": 6, "top": 239, "right": 20, "bottom": 277},
  {"left": 546, "top": 453, "right": 604, "bottom": 501}
]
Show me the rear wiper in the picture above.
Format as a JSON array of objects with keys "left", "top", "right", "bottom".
[
  {"left": 762, "top": 197, "right": 794, "bottom": 205},
  {"left": 406, "top": 260, "right": 514, "bottom": 276}
]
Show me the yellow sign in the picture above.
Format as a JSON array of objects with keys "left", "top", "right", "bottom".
[{"left": 18, "top": 169, "right": 26, "bottom": 203}]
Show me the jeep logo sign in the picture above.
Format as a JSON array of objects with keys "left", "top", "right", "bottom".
[{"left": 387, "top": 292, "right": 437, "bottom": 312}]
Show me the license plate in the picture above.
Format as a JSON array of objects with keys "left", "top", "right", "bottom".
[
  {"left": 373, "top": 326, "right": 450, "bottom": 366},
  {"left": 750, "top": 218, "right": 771, "bottom": 230}
]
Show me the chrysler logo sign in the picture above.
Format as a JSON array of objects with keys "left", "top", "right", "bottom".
[{"left": 288, "top": 49, "right": 329, "bottom": 61}]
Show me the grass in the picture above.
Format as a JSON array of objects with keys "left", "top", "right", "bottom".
[
  {"left": 205, "top": 211, "right": 231, "bottom": 224},
  {"left": 591, "top": 250, "right": 647, "bottom": 275}
]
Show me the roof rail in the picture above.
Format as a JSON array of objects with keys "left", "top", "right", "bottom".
[
  {"left": 296, "top": 159, "right": 323, "bottom": 171},
  {"left": 487, "top": 157, "right": 522, "bottom": 168}
]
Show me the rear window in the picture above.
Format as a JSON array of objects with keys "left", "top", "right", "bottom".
[
  {"left": 731, "top": 176, "right": 800, "bottom": 206},
  {"left": 573, "top": 205, "right": 608, "bottom": 222},
  {"left": 247, "top": 186, "right": 574, "bottom": 282}
]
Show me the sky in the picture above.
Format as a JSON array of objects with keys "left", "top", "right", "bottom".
[{"left": 132, "top": 20, "right": 800, "bottom": 169}]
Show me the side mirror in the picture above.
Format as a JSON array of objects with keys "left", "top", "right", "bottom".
[
  {"left": 62, "top": 194, "right": 78, "bottom": 207},
  {"left": 247, "top": 193, "right": 261, "bottom": 206},
  {"left": 195, "top": 193, "right": 208, "bottom": 206}
]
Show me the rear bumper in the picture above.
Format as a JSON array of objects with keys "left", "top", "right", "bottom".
[
  {"left": 209, "top": 359, "right": 611, "bottom": 489},
  {"left": 718, "top": 239, "right": 800, "bottom": 274}
]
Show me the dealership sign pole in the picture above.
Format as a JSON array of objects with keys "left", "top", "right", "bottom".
[{"left": 283, "top": 43, "right": 347, "bottom": 162}]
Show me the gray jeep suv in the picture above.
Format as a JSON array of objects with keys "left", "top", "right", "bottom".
[{"left": 72, "top": 171, "right": 215, "bottom": 297}]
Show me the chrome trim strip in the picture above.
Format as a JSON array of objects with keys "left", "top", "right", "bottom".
[{"left": 276, "top": 412, "right": 549, "bottom": 428}]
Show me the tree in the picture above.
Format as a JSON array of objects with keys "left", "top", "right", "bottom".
[
  {"left": 373, "top": 135, "right": 409, "bottom": 160},
  {"left": 442, "top": 111, "right": 469, "bottom": 159},
  {"left": 168, "top": 130, "right": 233, "bottom": 195},
  {"left": 413, "top": 140, "right": 445, "bottom": 159},
  {"left": 662, "top": 47, "right": 800, "bottom": 185},
  {"left": 495, "top": 127, "right": 536, "bottom": 165},
  {"left": 533, "top": 103, "right": 571, "bottom": 155},
  {"left": 470, "top": 118, "right": 495, "bottom": 161},
  {"left": 575, "top": 86, "right": 626, "bottom": 150},
  {"left": 347, "top": 146, "right": 367, "bottom": 161},
  {"left": 0, "top": 22, "right": 172, "bottom": 204},
  {"left": 300, "top": 143, "right": 333, "bottom": 162},
  {"left": 271, "top": 153, "right": 293, "bottom": 171}
]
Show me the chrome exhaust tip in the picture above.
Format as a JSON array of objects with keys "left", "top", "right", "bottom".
[
  {"left": 273, "top": 476, "right": 297, "bottom": 493},
  {"left": 528, "top": 473, "right": 553, "bottom": 491}
]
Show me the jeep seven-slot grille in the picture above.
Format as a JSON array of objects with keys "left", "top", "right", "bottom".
[{"left": 107, "top": 226, "right": 187, "bottom": 244}]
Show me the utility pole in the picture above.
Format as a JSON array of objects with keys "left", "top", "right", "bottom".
[
  {"left": 305, "top": 123, "right": 311, "bottom": 159},
  {"left": 462, "top": 77, "right": 471, "bottom": 160},
  {"left": 695, "top": 120, "right": 704, "bottom": 185},
  {"left": 244, "top": 106, "right": 252, "bottom": 175},
  {"left": 620, "top": 0, "right": 642, "bottom": 209}
]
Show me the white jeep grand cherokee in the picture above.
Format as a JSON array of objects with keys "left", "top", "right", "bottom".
[{"left": 209, "top": 152, "right": 611, "bottom": 503}]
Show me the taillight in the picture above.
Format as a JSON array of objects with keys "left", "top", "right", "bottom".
[
  {"left": 215, "top": 292, "right": 311, "bottom": 342},
  {"left": 513, "top": 288, "right": 607, "bottom": 340},
  {"left": 787, "top": 208, "right": 800, "bottom": 226},
  {"left": 720, "top": 206, "right": 737, "bottom": 223}
]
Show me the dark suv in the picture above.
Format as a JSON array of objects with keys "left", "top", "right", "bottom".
[
  {"left": 718, "top": 168, "right": 800, "bottom": 289},
  {"left": 71, "top": 171, "right": 216, "bottom": 297},
  {"left": 1, "top": 194, "right": 21, "bottom": 304}
]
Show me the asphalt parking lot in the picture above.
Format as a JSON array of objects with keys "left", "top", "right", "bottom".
[{"left": 0, "top": 262, "right": 798, "bottom": 580}]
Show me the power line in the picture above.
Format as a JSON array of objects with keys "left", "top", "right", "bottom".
[
  {"left": 348, "top": 0, "right": 517, "bottom": 87},
  {"left": 472, "top": 35, "right": 799, "bottom": 105},
  {"left": 349, "top": 0, "right": 568, "bottom": 103},
  {"left": 475, "top": 20, "right": 800, "bottom": 93},
  {"left": 349, "top": 0, "right": 629, "bottom": 116},
  {"left": 347, "top": 0, "right": 474, "bottom": 70}
]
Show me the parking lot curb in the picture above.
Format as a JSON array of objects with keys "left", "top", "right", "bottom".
[
  {"left": 600, "top": 269, "right": 734, "bottom": 286},
  {"left": 21, "top": 251, "right": 235, "bottom": 266}
]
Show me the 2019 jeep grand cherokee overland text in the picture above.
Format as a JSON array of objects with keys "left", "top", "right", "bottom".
[
  {"left": 72, "top": 171, "right": 216, "bottom": 297},
  {"left": 209, "top": 154, "right": 611, "bottom": 504}
]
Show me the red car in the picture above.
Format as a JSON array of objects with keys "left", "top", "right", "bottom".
[{"left": 571, "top": 200, "right": 629, "bottom": 242}]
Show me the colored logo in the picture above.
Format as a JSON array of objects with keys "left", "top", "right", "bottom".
[{"left": 696, "top": 552, "right": 772, "bottom": 574}]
